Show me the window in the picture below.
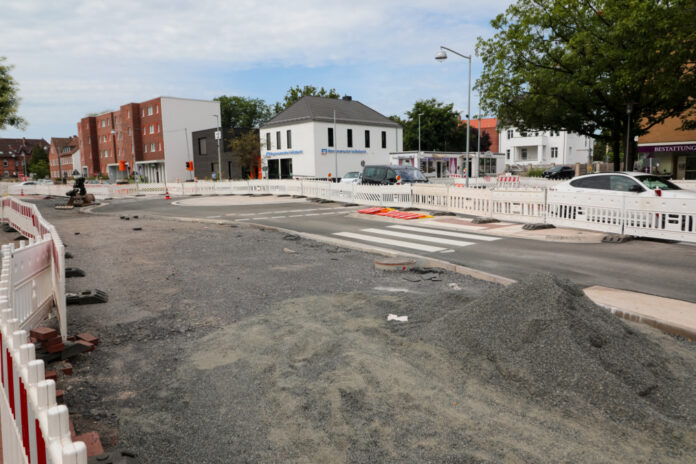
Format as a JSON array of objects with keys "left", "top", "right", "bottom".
[
  {"left": 149, "top": 125, "right": 154, "bottom": 134},
  {"left": 381, "top": 131, "right": 386, "bottom": 149},
  {"left": 347, "top": 129, "right": 353, "bottom": 148},
  {"left": 157, "top": 124, "right": 160, "bottom": 133},
  {"left": 3, "top": 172, "right": 7, "bottom": 178},
  {"left": 151, "top": 143, "right": 156, "bottom": 152},
  {"left": 276, "top": 131, "right": 281, "bottom": 150},
  {"left": 365, "top": 130, "right": 370, "bottom": 148},
  {"left": 506, "top": 149, "right": 510, "bottom": 160},
  {"left": 128, "top": 127, "right": 132, "bottom": 136},
  {"left": 2, "top": 160, "right": 7, "bottom": 167},
  {"left": 286, "top": 130, "right": 292, "bottom": 149},
  {"left": 147, "top": 106, "right": 153, "bottom": 116},
  {"left": 521, "top": 148, "right": 528, "bottom": 160},
  {"left": 142, "top": 109, "right": 145, "bottom": 117},
  {"left": 328, "top": 128, "right": 334, "bottom": 147},
  {"left": 103, "top": 135, "right": 107, "bottom": 143},
  {"left": 609, "top": 175, "right": 642, "bottom": 192},
  {"left": 104, "top": 150, "right": 108, "bottom": 157},
  {"left": 101, "top": 120, "right": 106, "bottom": 128},
  {"left": 266, "top": 133, "right": 271, "bottom": 150},
  {"left": 551, "top": 147, "right": 558, "bottom": 158},
  {"left": 507, "top": 129, "right": 513, "bottom": 139},
  {"left": 198, "top": 137, "right": 207, "bottom": 155},
  {"left": 159, "top": 142, "right": 162, "bottom": 151},
  {"left": 570, "top": 176, "right": 609, "bottom": 190},
  {"left": 127, "top": 110, "right": 130, "bottom": 119},
  {"left": 143, "top": 128, "right": 146, "bottom": 136},
  {"left": 156, "top": 105, "right": 159, "bottom": 114},
  {"left": 144, "top": 144, "right": 148, "bottom": 153}
]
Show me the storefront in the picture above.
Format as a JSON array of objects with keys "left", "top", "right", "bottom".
[
  {"left": 637, "top": 143, "right": 696, "bottom": 179},
  {"left": 389, "top": 151, "right": 505, "bottom": 178}
]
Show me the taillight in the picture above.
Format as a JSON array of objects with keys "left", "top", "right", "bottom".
[{"left": 655, "top": 188, "right": 662, "bottom": 197}]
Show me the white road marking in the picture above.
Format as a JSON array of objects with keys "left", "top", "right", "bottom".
[
  {"left": 333, "top": 232, "right": 446, "bottom": 253},
  {"left": 206, "top": 215, "right": 222, "bottom": 218},
  {"left": 305, "top": 213, "right": 321, "bottom": 216},
  {"left": 237, "top": 218, "right": 250, "bottom": 221},
  {"left": 388, "top": 224, "right": 500, "bottom": 241},
  {"left": 440, "top": 249, "right": 455, "bottom": 253},
  {"left": 288, "top": 214, "right": 304, "bottom": 217},
  {"left": 360, "top": 228, "right": 475, "bottom": 247},
  {"left": 269, "top": 216, "right": 286, "bottom": 219}
]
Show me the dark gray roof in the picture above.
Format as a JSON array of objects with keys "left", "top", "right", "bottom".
[{"left": 262, "top": 96, "right": 401, "bottom": 129}]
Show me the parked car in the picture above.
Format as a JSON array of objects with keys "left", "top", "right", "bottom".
[
  {"left": 553, "top": 172, "right": 696, "bottom": 198},
  {"left": 361, "top": 165, "right": 428, "bottom": 185},
  {"left": 19, "top": 181, "right": 36, "bottom": 185},
  {"left": 115, "top": 179, "right": 129, "bottom": 185},
  {"left": 37, "top": 179, "right": 53, "bottom": 184},
  {"left": 542, "top": 165, "right": 575, "bottom": 179},
  {"left": 340, "top": 172, "right": 361, "bottom": 184}
]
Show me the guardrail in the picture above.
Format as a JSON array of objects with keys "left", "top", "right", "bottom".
[
  {"left": 0, "top": 199, "right": 84, "bottom": 462},
  {"left": 7, "top": 179, "right": 696, "bottom": 242}
]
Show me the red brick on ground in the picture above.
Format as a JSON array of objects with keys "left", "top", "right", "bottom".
[
  {"left": 30, "top": 327, "right": 57, "bottom": 341},
  {"left": 46, "top": 343, "right": 65, "bottom": 353},
  {"left": 74, "top": 431, "right": 104, "bottom": 457},
  {"left": 46, "top": 370, "right": 57, "bottom": 381},
  {"left": 42, "top": 335, "right": 63, "bottom": 347},
  {"left": 62, "top": 363, "right": 73, "bottom": 376},
  {"left": 76, "top": 340, "right": 96, "bottom": 352},
  {"left": 76, "top": 333, "right": 99, "bottom": 345}
]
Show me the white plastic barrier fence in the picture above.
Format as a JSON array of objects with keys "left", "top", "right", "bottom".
[{"left": 0, "top": 198, "right": 67, "bottom": 340}]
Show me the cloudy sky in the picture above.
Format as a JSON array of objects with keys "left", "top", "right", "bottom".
[{"left": 0, "top": 0, "right": 513, "bottom": 140}]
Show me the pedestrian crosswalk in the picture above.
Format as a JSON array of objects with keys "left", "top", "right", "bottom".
[{"left": 333, "top": 224, "right": 500, "bottom": 253}]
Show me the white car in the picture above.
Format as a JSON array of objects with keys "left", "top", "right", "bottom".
[
  {"left": 37, "top": 179, "right": 53, "bottom": 184},
  {"left": 19, "top": 181, "right": 36, "bottom": 185},
  {"left": 340, "top": 171, "right": 362, "bottom": 184},
  {"left": 553, "top": 172, "right": 696, "bottom": 199}
]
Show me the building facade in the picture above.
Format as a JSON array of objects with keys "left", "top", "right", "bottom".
[
  {"left": 498, "top": 128, "right": 594, "bottom": 167},
  {"left": 77, "top": 97, "right": 220, "bottom": 182},
  {"left": 462, "top": 117, "right": 500, "bottom": 154},
  {"left": 637, "top": 113, "right": 696, "bottom": 179},
  {"left": 49, "top": 136, "right": 80, "bottom": 179},
  {"left": 0, "top": 137, "right": 49, "bottom": 178},
  {"left": 190, "top": 128, "right": 251, "bottom": 180},
  {"left": 259, "top": 96, "right": 402, "bottom": 179}
]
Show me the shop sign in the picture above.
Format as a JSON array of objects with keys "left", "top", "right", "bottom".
[
  {"left": 265, "top": 150, "right": 303, "bottom": 157},
  {"left": 320, "top": 148, "right": 368, "bottom": 155},
  {"left": 638, "top": 144, "right": 696, "bottom": 153}
]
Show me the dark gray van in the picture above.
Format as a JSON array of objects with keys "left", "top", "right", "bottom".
[{"left": 361, "top": 165, "right": 428, "bottom": 185}]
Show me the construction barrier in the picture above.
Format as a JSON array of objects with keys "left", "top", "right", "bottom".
[
  {"left": 6, "top": 179, "right": 696, "bottom": 243},
  {"left": 0, "top": 200, "right": 85, "bottom": 463}
]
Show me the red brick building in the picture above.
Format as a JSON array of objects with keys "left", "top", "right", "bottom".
[
  {"left": 470, "top": 118, "right": 500, "bottom": 153},
  {"left": 0, "top": 137, "right": 50, "bottom": 179},
  {"left": 49, "top": 136, "right": 79, "bottom": 179},
  {"left": 78, "top": 97, "right": 219, "bottom": 182},
  {"left": 638, "top": 111, "right": 696, "bottom": 179}
]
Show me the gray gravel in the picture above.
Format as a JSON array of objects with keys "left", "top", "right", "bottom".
[{"left": 16, "top": 199, "right": 696, "bottom": 463}]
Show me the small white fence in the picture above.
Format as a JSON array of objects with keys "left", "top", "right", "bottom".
[
  {"left": 7, "top": 179, "right": 696, "bottom": 243},
  {"left": 0, "top": 198, "right": 83, "bottom": 463}
]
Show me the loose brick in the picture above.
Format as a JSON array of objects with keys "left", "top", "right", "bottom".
[
  {"left": 62, "top": 363, "right": 73, "bottom": 376},
  {"left": 30, "top": 327, "right": 57, "bottom": 341},
  {"left": 46, "top": 370, "right": 57, "bottom": 381},
  {"left": 74, "top": 431, "right": 104, "bottom": 457},
  {"left": 42, "top": 335, "right": 63, "bottom": 347},
  {"left": 56, "top": 389, "right": 64, "bottom": 400},
  {"left": 46, "top": 343, "right": 65, "bottom": 353},
  {"left": 76, "top": 340, "right": 95, "bottom": 352},
  {"left": 76, "top": 333, "right": 99, "bottom": 345}
]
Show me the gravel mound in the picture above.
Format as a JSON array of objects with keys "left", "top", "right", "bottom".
[{"left": 430, "top": 273, "right": 696, "bottom": 427}]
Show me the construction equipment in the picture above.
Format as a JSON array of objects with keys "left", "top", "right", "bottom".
[{"left": 56, "top": 177, "right": 96, "bottom": 209}]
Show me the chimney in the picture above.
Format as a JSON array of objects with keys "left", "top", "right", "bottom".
[{"left": 342, "top": 96, "right": 352, "bottom": 101}]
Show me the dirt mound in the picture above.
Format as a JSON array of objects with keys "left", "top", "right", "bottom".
[{"left": 431, "top": 273, "right": 696, "bottom": 427}]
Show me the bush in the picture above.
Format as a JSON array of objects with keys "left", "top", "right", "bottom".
[{"left": 527, "top": 168, "right": 545, "bottom": 177}]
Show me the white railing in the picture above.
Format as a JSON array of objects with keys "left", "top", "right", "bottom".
[{"left": 7, "top": 179, "right": 696, "bottom": 242}]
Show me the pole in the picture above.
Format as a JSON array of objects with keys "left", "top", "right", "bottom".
[
  {"left": 333, "top": 109, "right": 337, "bottom": 181},
  {"left": 477, "top": 115, "right": 481, "bottom": 178},
  {"left": 625, "top": 104, "right": 632, "bottom": 172},
  {"left": 418, "top": 113, "right": 423, "bottom": 169},
  {"left": 215, "top": 115, "right": 222, "bottom": 181},
  {"left": 466, "top": 57, "right": 471, "bottom": 187}
]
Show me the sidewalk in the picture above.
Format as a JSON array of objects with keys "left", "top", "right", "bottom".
[{"left": 584, "top": 286, "right": 696, "bottom": 340}]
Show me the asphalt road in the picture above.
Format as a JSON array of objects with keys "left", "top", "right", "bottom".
[{"left": 92, "top": 195, "right": 696, "bottom": 302}]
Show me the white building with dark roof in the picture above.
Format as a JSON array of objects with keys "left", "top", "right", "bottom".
[{"left": 259, "top": 96, "right": 403, "bottom": 179}]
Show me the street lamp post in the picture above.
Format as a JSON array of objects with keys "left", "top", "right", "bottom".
[
  {"left": 417, "top": 112, "right": 424, "bottom": 169},
  {"left": 212, "top": 114, "right": 223, "bottom": 181},
  {"left": 436, "top": 46, "right": 471, "bottom": 187},
  {"left": 625, "top": 104, "right": 633, "bottom": 172}
]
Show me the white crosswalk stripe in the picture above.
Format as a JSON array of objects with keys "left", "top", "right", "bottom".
[{"left": 332, "top": 225, "right": 497, "bottom": 254}]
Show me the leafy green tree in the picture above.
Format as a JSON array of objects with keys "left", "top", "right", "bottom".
[
  {"left": 0, "top": 57, "right": 26, "bottom": 130},
  {"left": 214, "top": 96, "right": 271, "bottom": 129},
  {"left": 28, "top": 144, "right": 49, "bottom": 178},
  {"left": 476, "top": 0, "right": 696, "bottom": 171},
  {"left": 273, "top": 85, "right": 340, "bottom": 114},
  {"left": 402, "top": 99, "right": 489, "bottom": 152},
  {"left": 228, "top": 130, "right": 262, "bottom": 178}
]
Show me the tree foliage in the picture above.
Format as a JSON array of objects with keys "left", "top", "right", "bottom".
[
  {"left": 228, "top": 130, "right": 262, "bottom": 177},
  {"left": 273, "top": 85, "right": 340, "bottom": 114},
  {"left": 0, "top": 57, "right": 26, "bottom": 130},
  {"left": 215, "top": 95, "right": 271, "bottom": 129},
  {"left": 476, "top": 0, "right": 696, "bottom": 170},
  {"left": 28, "top": 144, "right": 49, "bottom": 179},
  {"left": 401, "top": 99, "right": 490, "bottom": 153}
]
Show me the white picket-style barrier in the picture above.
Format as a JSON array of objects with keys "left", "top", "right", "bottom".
[
  {"left": 0, "top": 198, "right": 85, "bottom": 463},
  {"left": 6, "top": 178, "right": 696, "bottom": 242}
]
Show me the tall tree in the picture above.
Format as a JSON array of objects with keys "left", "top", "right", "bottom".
[
  {"left": 28, "top": 144, "right": 49, "bottom": 179},
  {"left": 476, "top": 0, "right": 696, "bottom": 171},
  {"left": 402, "top": 99, "right": 489, "bottom": 152},
  {"left": 228, "top": 130, "right": 261, "bottom": 178},
  {"left": 273, "top": 85, "right": 340, "bottom": 114},
  {"left": 0, "top": 57, "right": 26, "bottom": 130},
  {"left": 214, "top": 96, "right": 271, "bottom": 130}
]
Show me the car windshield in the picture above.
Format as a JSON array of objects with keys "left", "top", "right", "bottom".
[
  {"left": 634, "top": 175, "right": 681, "bottom": 191},
  {"left": 394, "top": 168, "right": 427, "bottom": 181},
  {"left": 343, "top": 172, "right": 359, "bottom": 179},
  {"left": 549, "top": 166, "right": 563, "bottom": 172}
]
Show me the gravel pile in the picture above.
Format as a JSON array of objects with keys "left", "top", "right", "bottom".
[{"left": 429, "top": 273, "right": 696, "bottom": 428}]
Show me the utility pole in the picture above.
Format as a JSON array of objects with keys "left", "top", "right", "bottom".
[
  {"left": 333, "top": 109, "right": 338, "bottom": 181},
  {"left": 417, "top": 113, "right": 423, "bottom": 169},
  {"left": 213, "top": 114, "right": 222, "bottom": 181}
]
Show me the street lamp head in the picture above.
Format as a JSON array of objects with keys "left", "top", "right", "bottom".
[{"left": 435, "top": 50, "right": 448, "bottom": 61}]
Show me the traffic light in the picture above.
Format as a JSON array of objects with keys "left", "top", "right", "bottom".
[{"left": 185, "top": 161, "right": 194, "bottom": 171}]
